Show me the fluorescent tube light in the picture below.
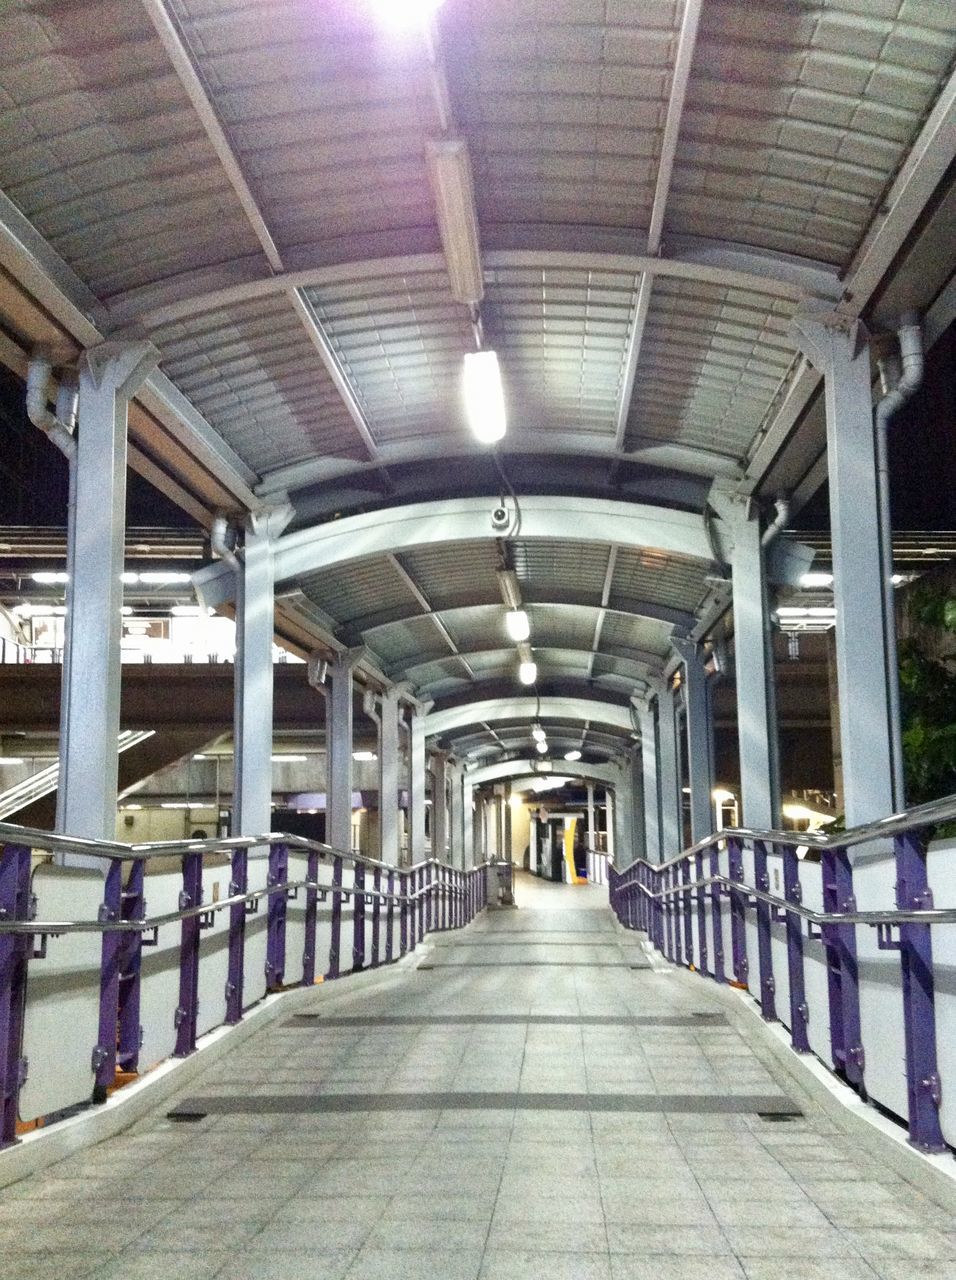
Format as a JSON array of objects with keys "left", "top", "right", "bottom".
[
  {"left": 352, "top": 750, "right": 378, "bottom": 762},
  {"left": 272, "top": 755, "right": 307, "bottom": 764},
  {"left": 518, "top": 660, "right": 537, "bottom": 686},
  {"left": 0, "top": 757, "right": 24, "bottom": 765},
  {"left": 564, "top": 750, "right": 581, "bottom": 761},
  {"left": 31, "top": 572, "right": 67, "bottom": 584},
  {"left": 463, "top": 350, "right": 506, "bottom": 444},
  {"left": 505, "top": 609, "right": 530, "bottom": 642},
  {"left": 426, "top": 137, "right": 483, "bottom": 305}
]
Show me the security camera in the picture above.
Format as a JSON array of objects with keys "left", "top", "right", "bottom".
[{"left": 490, "top": 505, "right": 510, "bottom": 531}]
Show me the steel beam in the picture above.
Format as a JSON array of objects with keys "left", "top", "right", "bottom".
[
  {"left": 56, "top": 341, "right": 158, "bottom": 850},
  {"left": 327, "top": 653, "right": 360, "bottom": 854},
  {"left": 673, "top": 639, "right": 715, "bottom": 843},
  {"left": 790, "top": 308, "right": 895, "bottom": 824},
  {"left": 377, "top": 687, "right": 402, "bottom": 866},
  {"left": 430, "top": 752, "right": 449, "bottom": 863},
  {"left": 656, "top": 683, "right": 684, "bottom": 860},
  {"left": 409, "top": 704, "right": 428, "bottom": 865},
  {"left": 468, "top": 759, "right": 622, "bottom": 788},
  {"left": 426, "top": 696, "right": 638, "bottom": 739},
  {"left": 635, "top": 702, "right": 663, "bottom": 864}
]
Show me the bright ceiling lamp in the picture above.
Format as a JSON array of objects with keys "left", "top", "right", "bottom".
[
  {"left": 518, "top": 660, "right": 537, "bottom": 686},
  {"left": 531, "top": 725, "right": 546, "bottom": 743},
  {"left": 371, "top": 0, "right": 443, "bottom": 30},
  {"left": 536, "top": 740, "right": 548, "bottom": 755},
  {"left": 463, "top": 350, "right": 506, "bottom": 444},
  {"left": 426, "top": 137, "right": 483, "bottom": 305},
  {"left": 352, "top": 750, "right": 377, "bottom": 762},
  {"left": 505, "top": 609, "right": 530, "bottom": 642},
  {"left": 564, "top": 750, "right": 582, "bottom": 761}
]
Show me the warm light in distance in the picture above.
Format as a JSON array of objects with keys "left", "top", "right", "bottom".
[
  {"left": 463, "top": 351, "right": 506, "bottom": 443},
  {"left": 505, "top": 609, "right": 530, "bottom": 642}
]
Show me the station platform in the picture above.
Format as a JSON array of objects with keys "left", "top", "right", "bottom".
[{"left": 2, "top": 883, "right": 952, "bottom": 1280}]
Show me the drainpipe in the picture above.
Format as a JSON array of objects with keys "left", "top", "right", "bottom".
[
  {"left": 25, "top": 354, "right": 77, "bottom": 458},
  {"left": 761, "top": 494, "right": 790, "bottom": 547},
  {"left": 210, "top": 513, "right": 241, "bottom": 573},
  {"left": 875, "top": 311, "right": 924, "bottom": 810}
]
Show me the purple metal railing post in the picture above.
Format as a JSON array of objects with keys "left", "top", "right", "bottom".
[
  {"left": 896, "top": 829, "right": 946, "bottom": 1151},
  {"left": 410, "top": 868, "right": 420, "bottom": 952},
  {"left": 352, "top": 861, "right": 366, "bottom": 972},
  {"left": 174, "top": 852, "right": 203, "bottom": 1057},
  {"left": 265, "top": 842, "right": 288, "bottom": 990},
  {"left": 681, "top": 859, "right": 693, "bottom": 965},
  {"left": 400, "top": 868, "right": 410, "bottom": 955},
  {"left": 225, "top": 846, "right": 248, "bottom": 1022},
  {"left": 417, "top": 866, "right": 426, "bottom": 942},
  {"left": 709, "top": 843, "right": 726, "bottom": 983},
  {"left": 371, "top": 866, "right": 382, "bottom": 967},
  {"left": 327, "top": 855, "right": 343, "bottom": 978},
  {"left": 670, "top": 864, "right": 682, "bottom": 963},
  {"left": 93, "top": 857, "right": 124, "bottom": 1099},
  {"left": 385, "top": 869, "right": 395, "bottom": 962},
  {"left": 0, "top": 843, "right": 31, "bottom": 1149},
  {"left": 753, "top": 840, "right": 777, "bottom": 1020},
  {"left": 821, "top": 845, "right": 864, "bottom": 1087},
  {"left": 782, "top": 844, "right": 810, "bottom": 1052},
  {"left": 695, "top": 849, "right": 708, "bottom": 975},
  {"left": 302, "top": 848, "right": 319, "bottom": 986},
  {"left": 116, "top": 857, "right": 145, "bottom": 1074},
  {"left": 727, "top": 837, "right": 749, "bottom": 986}
]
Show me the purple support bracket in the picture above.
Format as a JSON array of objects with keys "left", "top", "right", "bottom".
[
  {"left": 116, "top": 858, "right": 145, "bottom": 1074},
  {"left": 92, "top": 858, "right": 124, "bottom": 1099},
  {"left": 753, "top": 841, "right": 777, "bottom": 1021},
  {"left": 174, "top": 852, "right": 203, "bottom": 1057},
  {"left": 302, "top": 848, "right": 319, "bottom": 986},
  {"left": 371, "top": 866, "right": 382, "bottom": 968},
  {"left": 265, "top": 842, "right": 288, "bottom": 990},
  {"left": 385, "top": 870, "right": 396, "bottom": 962},
  {"left": 225, "top": 847, "right": 248, "bottom": 1022},
  {"left": 695, "top": 849, "right": 708, "bottom": 975},
  {"left": 895, "top": 829, "right": 947, "bottom": 1152},
  {"left": 709, "top": 843, "right": 726, "bottom": 984},
  {"left": 782, "top": 846, "right": 810, "bottom": 1052},
  {"left": 727, "top": 837, "right": 749, "bottom": 987},
  {"left": 0, "top": 843, "right": 31, "bottom": 1149},
  {"left": 352, "top": 861, "right": 366, "bottom": 972},
  {"left": 327, "top": 855, "right": 344, "bottom": 978},
  {"left": 681, "top": 860, "right": 694, "bottom": 965},
  {"left": 821, "top": 845, "right": 864, "bottom": 1088}
]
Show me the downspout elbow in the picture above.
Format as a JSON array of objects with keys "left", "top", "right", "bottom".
[
  {"left": 761, "top": 495, "right": 790, "bottom": 547},
  {"left": 210, "top": 513, "right": 241, "bottom": 574},
  {"left": 26, "top": 356, "right": 76, "bottom": 459}
]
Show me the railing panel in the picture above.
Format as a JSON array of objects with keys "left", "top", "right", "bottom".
[
  {"left": 19, "top": 865, "right": 102, "bottom": 1122},
  {"left": 196, "top": 859, "right": 231, "bottom": 1037},
  {"left": 741, "top": 841, "right": 759, "bottom": 999},
  {"left": 854, "top": 847, "right": 908, "bottom": 1119},
  {"left": 928, "top": 838, "right": 956, "bottom": 1146},
  {"left": 281, "top": 851, "right": 312, "bottom": 991},
  {"left": 242, "top": 856, "right": 270, "bottom": 1007},
  {"left": 797, "top": 859, "right": 831, "bottom": 1065},
  {"left": 767, "top": 849, "right": 791, "bottom": 1031},
  {"left": 138, "top": 868, "right": 186, "bottom": 1073}
]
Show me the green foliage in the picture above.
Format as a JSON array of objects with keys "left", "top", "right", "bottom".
[{"left": 899, "top": 582, "right": 956, "bottom": 805}]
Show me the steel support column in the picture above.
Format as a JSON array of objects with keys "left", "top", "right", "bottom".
[
  {"left": 726, "top": 501, "right": 780, "bottom": 829},
  {"left": 431, "top": 753, "right": 448, "bottom": 862},
  {"left": 327, "top": 655, "right": 358, "bottom": 853},
  {"left": 790, "top": 308, "right": 895, "bottom": 823},
  {"left": 586, "top": 783, "right": 596, "bottom": 851},
  {"left": 656, "top": 684, "right": 683, "bottom": 858},
  {"left": 57, "top": 341, "right": 158, "bottom": 846},
  {"left": 462, "top": 776, "right": 475, "bottom": 869},
  {"left": 674, "top": 640, "right": 716, "bottom": 843},
  {"left": 636, "top": 702, "right": 663, "bottom": 863},
  {"left": 409, "top": 705, "right": 428, "bottom": 864},
  {"left": 630, "top": 753, "right": 646, "bottom": 863},
  {"left": 377, "top": 687, "right": 402, "bottom": 866}
]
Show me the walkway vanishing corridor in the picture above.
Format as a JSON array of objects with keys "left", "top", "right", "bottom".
[{"left": 3, "top": 883, "right": 955, "bottom": 1280}]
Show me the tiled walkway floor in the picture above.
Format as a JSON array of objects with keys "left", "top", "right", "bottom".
[{"left": 4, "top": 876, "right": 956, "bottom": 1279}]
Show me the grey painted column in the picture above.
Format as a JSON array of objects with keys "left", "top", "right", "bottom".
[
  {"left": 57, "top": 341, "right": 158, "bottom": 845},
  {"left": 378, "top": 688, "right": 401, "bottom": 866},
  {"left": 674, "top": 640, "right": 716, "bottom": 843},
  {"left": 614, "top": 768, "right": 633, "bottom": 864},
  {"left": 431, "top": 753, "right": 448, "bottom": 861},
  {"left": 791, "top": 308, "right": 895, "bottom": 824},
  {"left": 233, "top": 508, "right": 291, "bottom": 837},
  {"left": 327, "top": 656, "right": 356, "bottom": 853},
  {"left": 656, "top": 684, "right": 683, "bottom": 857},
  {"left": 635, "top": 701, "right": 662, "bottom": 863},
  {"left": 409, "top": 705, "right": 428, "bottom": 863},
  {"left": 586, "top": 783, "right": 596, "bottom": 850},
  {"left": 462, "top": 776, "right": 474, "bottom": 869},
  {"left": 727, "top": 501, "right": 780, "bottom": 830},
  {"left": 630, "top": 753, "right": 646, "bottom": 862}
]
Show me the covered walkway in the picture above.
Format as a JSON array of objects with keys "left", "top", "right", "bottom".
[{"left": 3, "top": 887, "right": 950, "bottom": 1280}]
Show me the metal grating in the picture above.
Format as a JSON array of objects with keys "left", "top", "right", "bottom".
[
  {"left": 483, "top": 265, "right": 638, "bottom": 439},
  {"left": 395, "top": 543, "right": 502, "bottom": 611},
  {"left": 625, "top": 279, "right": 797, "bottom": 460},
  {"left": 512, "top": 539, "right": 611, "bottom": 604},
  {"left": 444, "top": 0, "right": 681, "bottom": 232},
  {"left": 599, "top": 612, "right": 676, "bottom": 658},
  {"left": 148, "top": 296, "right": 360, "bottom": 473},
  {"left": 669, "top": 0, "right": 956, "bottom": 267},
  {"left": 610, "top": 546, "right": 710, "bottom": 614},
  {"left": 302, "top": 268, "right": 475, "bottom": 447},
  {"left": 298, "top": 559, "right": 419, "bottom": 628}
]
